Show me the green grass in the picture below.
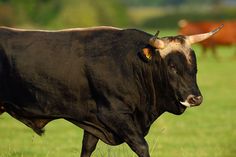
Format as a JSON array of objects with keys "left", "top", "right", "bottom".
[{"left": 0, "top": 30, "right": 236, "bottom": 157}]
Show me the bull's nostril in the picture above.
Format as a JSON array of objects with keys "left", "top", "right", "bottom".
[{"left": 189, "top": 97, "right": 195, "bottom": 104}]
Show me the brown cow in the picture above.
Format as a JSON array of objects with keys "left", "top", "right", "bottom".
[{"left": 179, "top": 20, "right": 236, "bottom": 58}]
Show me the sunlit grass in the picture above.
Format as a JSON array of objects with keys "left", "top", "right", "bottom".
[{"left": 0, "top": 30, "right": 236, "bottom": 157}]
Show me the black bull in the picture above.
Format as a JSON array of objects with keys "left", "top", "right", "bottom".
[{"left": 0, "top": 26, "right": 204, "bottom": 157}]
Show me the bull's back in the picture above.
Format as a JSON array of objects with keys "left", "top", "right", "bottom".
[{"left": 0, "top": 26, "right": 124, "bottom": 82}]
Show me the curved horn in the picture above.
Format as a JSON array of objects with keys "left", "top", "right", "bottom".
[
  {"left": 149, "top": 37, "right": 165, "bottom": 49},
  {"left": 186, "top": 24, "right": 224, "bottom": 45}
]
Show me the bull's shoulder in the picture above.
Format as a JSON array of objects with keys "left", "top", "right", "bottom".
[
  {"left": 122, "top": 28, "right": 151, "bottom": 35},
  {"left": 121, "top": 28, "right": 152, "bottom": 43}
]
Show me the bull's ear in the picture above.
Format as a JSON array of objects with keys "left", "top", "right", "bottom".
[{"left": 138, "top": 47, "right": 154, "bottom": 62}]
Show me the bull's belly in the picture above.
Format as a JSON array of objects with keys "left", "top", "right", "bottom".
[{"left": 3, "top": 98, "right": 123, "bottom": 145}]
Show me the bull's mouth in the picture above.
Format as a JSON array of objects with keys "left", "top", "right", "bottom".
[
  {"left": 180, "top": 101, "right": 193, "bottom": 107},
  {"left": 171, "top": 101, "right": 186, "bottom": 115},
  {"left": 176, "top": 94, "right": 188, "bottom": 108}
]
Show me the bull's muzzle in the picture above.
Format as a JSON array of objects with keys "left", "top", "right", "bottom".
[{"left": 180, "top": 95, "right": 203, "bottom": 107}]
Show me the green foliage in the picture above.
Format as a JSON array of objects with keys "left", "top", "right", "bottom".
[
  {"left": 50, "top": 0, "right": 129, "bottom": 29},
  {"left": 0, "top": 0, "right": 234, "bottom": 29},
  {"left": 91, "top": 0, "right": 129, "bottom": 27},
  {"left": 0, "top": 0, "right": 61, "bottom": 27},
  {"left": 50, "top": 0, "right": 99, "bottom": 28},
  {"left": 0, "top": 0, "right": 129, "bottom": 28}
]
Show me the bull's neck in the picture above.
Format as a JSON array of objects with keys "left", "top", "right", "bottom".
[
  {"left": 150, "top": 62, "right": 169, "bottom": 120},
  {"left": 134, "top": 61, "right": 167, "bottom": 124},
  {"left": 152, "top": 61, "right": 179, "bottom": 116}
]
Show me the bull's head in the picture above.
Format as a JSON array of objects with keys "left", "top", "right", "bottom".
[{"left": 147, "top": 25, "right": 223, "bottom": 113}]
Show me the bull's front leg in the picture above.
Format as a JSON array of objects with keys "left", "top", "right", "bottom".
[
  {"left": 80, "top": 131, "right": 99, "bottom": 157},
  {"left": 98, "top": 108, "right": 150, "bottom": 157}
]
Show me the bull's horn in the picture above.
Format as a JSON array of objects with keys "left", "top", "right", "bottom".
[
  {"left": 149, "top": 37, "right": 165, "bottom": 49},
  {"left": 186, "top": 24, "right": 224, "bottom": 44}
]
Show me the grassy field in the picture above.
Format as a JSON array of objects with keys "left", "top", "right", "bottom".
[{"left": 0, "top": 29, "right": 236, "bottom": 157}]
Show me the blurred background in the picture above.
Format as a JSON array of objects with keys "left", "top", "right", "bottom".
[
  {"left": 0, "top": 0, "right": 236, "bottom": 29},
  {"left": 0, "top": 0, "right": 235, "bottom": 157}
]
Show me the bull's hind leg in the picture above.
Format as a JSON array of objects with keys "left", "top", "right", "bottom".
[{"left": 80, "top": 131, "right": 99, "bottom": 157}]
